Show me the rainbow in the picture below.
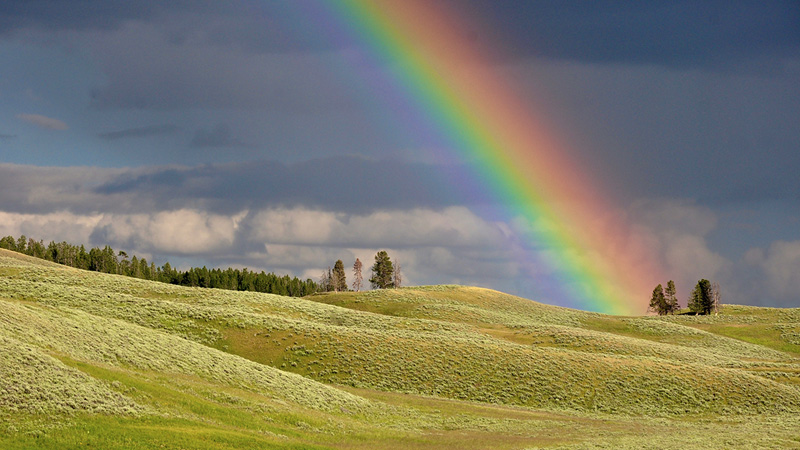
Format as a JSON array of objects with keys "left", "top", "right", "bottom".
[{"left": 315, "top": 0, "right": 663, "bottom": 314}]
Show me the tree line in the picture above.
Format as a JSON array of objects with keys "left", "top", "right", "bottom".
[
  {"left": 0, "top": 235, "right": 318, "bottom": 297},
  {"left": 318, "top": 250, "right": 401, "bottom": 292},
  {"left": 649, "top": 278, "right": 721, "bottom": 315}
]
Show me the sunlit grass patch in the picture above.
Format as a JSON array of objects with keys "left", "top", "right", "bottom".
[
  {"left": 0, "top": 334, "right": 142, "bottom": 420},
  {"left": 695, "top": 323, "right": 800, "bottom": 354}
]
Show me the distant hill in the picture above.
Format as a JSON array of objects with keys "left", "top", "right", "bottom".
[{"left": 2, "top": 248, "right": 800, "bottom": 449}]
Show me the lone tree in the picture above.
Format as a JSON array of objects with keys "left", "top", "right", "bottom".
[
  {"left": 648, "top": 284, "right": 667, "bottom": 315},
  {"left": 332, "top": 259, "right": 347, "bottom": 292},
  {"left": 664, "top": 280, "right": 679, "bottom": 314},
  {"left": 370, "top": 250, "right": 394, "bottom": 289},
  {"left": 352, "top": 258, "right": 363, "bottom": 292},
  {"left": 688, "top": 279, "right": 713, "bottom": 315}
]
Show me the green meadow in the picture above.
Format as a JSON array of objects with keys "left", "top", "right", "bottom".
[{"left": 2, "top": 248, "right": 800, "bottom": 449}]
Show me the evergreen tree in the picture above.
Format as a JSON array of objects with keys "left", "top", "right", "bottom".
[
  {"left": 332, "top": 259, "right": 347, "bottom": 292},
  {"left": 664, "top": 280, "right": 679, "bottom": 314},
  {"left": 16, "top": 235, "right": 27, "bottom": 254},
  {"left": 161, "top": 262, "right": 177, "bottom": 284},
  {"left": 28, "top": 238, "right": 45, "bottom": 259},
  {"left": 352, "top": 258, "right": 363, "bottom": 292},
  {"left": 118, "top": 250, "right": 130, "bottom": 275},
  {"left": 77, "top": 245, "right": 89, "bottom": 270},
  {"left": 370, "top": 250, "right": 394, "bottom": 289},
  {"left": 688, "top": 279, "right": 713, "bottom": 315},
  {"left": 0, "top": 235, "right": 17, "bottom": 251},
  {"left": 649, "top": 284, "right": 667, "bottom": 315}
]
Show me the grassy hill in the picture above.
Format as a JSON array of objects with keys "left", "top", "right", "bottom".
[{"left": 2, "top": 248, "right": 800, "bottom": 449}]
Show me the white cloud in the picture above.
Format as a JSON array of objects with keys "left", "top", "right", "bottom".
[
  {"left": 0, "top": 209, "right": 243, "bottom": 256},
  {"left": 247, "top": 206, "right": 508, "bottom": 249},
  {"left": 93, "top": 209, "right": 243, "bottom": 254},
  {"left": 249, "top": 209, "right": 339, "bottom": 245},
  {"left": 0, "top": 205, "right": 517, "bottom": 287},
  {"left": 259, "top": 244, "right": 354, "bottom": 274},
  {"left": 242, "top": 207, "right": 520, "bottom": 287},
  {"left": 0, "top": 211, "right": 102, "bottom": 244},
  {"left": 0, "top": 199, "right": 796, "bottom": 308}
]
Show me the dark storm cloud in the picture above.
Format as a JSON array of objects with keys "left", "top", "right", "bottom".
[
  {"left": 189, "top": 124, "right": 247, "bottom": 148},
  {"left": 94, "top": 168, "right": 188, "bottom": 195},
  {"left": 0, "top": 157, "right": 476, "bottom": 215},
  {"left": 0, "top": 163, "right": 127, "bottom": 214},
  {"left": 0, "top": 0, "right": 336, "bottom": 53},
  {"left": 98, "top": 124, "right": 179, "bottom": 140},
  {"left": 86, "top": 31, "right": 360, "bottom": 111},
  {"left": 0, "top": 1, "right": 156, "bottom": 34},
  {"left": 0, "top": 1, "right": 223, "bottom": 34},
  {"left": 92, "top": 156, "right": 475, "bottom": 214},
  {"left": 460, "top": 0, "right": 800, "bottom": 68},
  {"left": 9, "top": 1, "right": 795, "bottom": 77},
  {"left": 500, "top": 59, "right": 800, "bottom": 208},
  {"left": 13, "top": 1, "right": 792, "bottom": 116}
]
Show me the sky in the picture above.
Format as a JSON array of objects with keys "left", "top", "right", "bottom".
[{"left": 1, "top": 0, "right": 799, "bottom": 312}]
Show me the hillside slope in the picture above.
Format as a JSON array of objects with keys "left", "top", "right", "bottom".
[
  {"left": 2, "top": 250, "right": 799, "bottom": 414},
  {"left": 2, "top": 249, "right": 800, "bottom": 449}
]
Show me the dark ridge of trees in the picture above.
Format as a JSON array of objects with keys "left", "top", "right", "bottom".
[{"left": 0, "top": 235, "right": 318, "bottom": 297}]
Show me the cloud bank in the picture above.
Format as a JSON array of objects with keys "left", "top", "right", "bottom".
[{"left": 0, "top": 161, "right": 797, "bottom": 308}]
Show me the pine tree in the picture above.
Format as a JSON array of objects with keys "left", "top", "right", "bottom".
[
  {"left": 370, "top": 251, "right": 394, "bottom": 289},
  {"left": 649, "top": 284, "right": 667, "bottom": 315},
  {"left": 352, "top": 258, "right": 363, "bottom": 292},
  {"left": 0, "top": 235, "right": 17, "bottom": 251},
  {"left": 688, "top": 279, "right": 713, "bottom": 315},
  {"left": 332, "top": 259, "right": 347, "bottom": 292},
  {"left": 664, "top": 280, "right": 679, "bottom": 314},
  {"left": 16, "top": 235, "right": 27, "bottom": 254}
]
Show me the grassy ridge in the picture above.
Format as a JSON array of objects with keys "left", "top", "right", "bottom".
[
  {"left": 306, "top": 287, "right": 800, "bottom": 387},
  {"left": 3, "top": 249, "right": 800, "bottom": 449}
]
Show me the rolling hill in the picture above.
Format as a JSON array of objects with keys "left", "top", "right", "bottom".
[{"left": 2, "top": 248, "right": 800, "bottom": 449}]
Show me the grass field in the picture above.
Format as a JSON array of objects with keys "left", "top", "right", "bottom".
[{"left": 2, "top": 248, "right": 800, "bottom": 449}]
